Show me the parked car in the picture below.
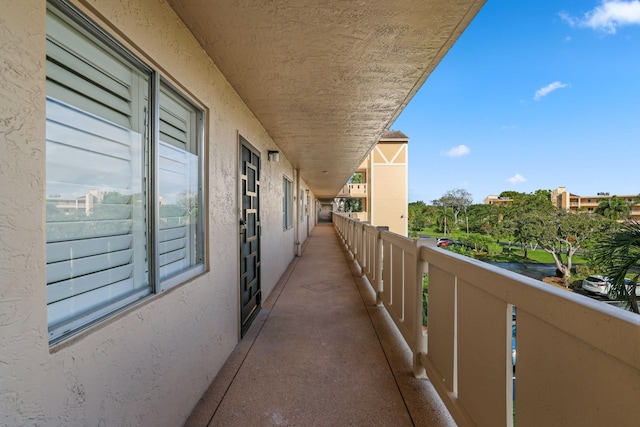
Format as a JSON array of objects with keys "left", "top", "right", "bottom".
[
  {"left": 582, "top": 275, "right": 640, "bottom": 299},
  {"left": 436, "top": 237, "right": 453, "bottom": 247},
  {"left": 581, "top": 275, "right": 610, "bottom": 296},
  {"left": 439, "top": 240, "right": 475, "bottom": 252},
  {"left": 439, "top": 240, "right": 458, "bottom": 248}
]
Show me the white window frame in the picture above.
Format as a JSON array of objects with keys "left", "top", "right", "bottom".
[{"left": 46, "top": 0, "right": 205, "bottom": 344}]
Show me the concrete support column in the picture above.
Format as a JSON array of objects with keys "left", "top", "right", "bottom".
[{"left": 295, "top": 168, "right": 302, "bottom": 256}]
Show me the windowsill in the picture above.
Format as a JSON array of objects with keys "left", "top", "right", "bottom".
[{"left": 49, "top": 267, "right": 209, "bottom": 353}]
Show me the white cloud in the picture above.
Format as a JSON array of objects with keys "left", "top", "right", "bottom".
[
  {"left": 561, "top": 1, "right": 640, "bottom": 34},
  {"left": 507, "top": 173, "right": 526, "bottom": 184},
  {"left": 534, "top": 81, "right": 568, "bottom": 101},
  {"left": 443, "top": 144, "right": 470, "bottom": 158}
]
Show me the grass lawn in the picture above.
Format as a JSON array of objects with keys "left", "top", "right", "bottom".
[
  {"left": 415, "top": 226, "right": 465, "bottom": 240},
  {"left": 415, "top": 226, "right": 588, "bottom": 264},
  {"left": 489, "top": 245, "right": 587, "bottom": 264}
]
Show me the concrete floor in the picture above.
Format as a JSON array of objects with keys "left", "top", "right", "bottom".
[{"left": 185, "top": 223, "right": 455, "bottom": 427}]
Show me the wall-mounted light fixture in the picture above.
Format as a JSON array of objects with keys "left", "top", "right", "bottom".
[{"left": 268, "top": 150, "right": 280, "bottom": 162}]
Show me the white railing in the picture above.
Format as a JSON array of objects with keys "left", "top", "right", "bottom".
[
  {"left": 345, "top": 211, "right": 367, "bottom": 221},
  {"left": 348, "top": 183, "right": 367, "bottom": 196},
  {"left": 336, "top": 183, "right": 368, "bottom": 198},
  {"left": 333, "top": 213, "right": 640, "bottom": 427}
]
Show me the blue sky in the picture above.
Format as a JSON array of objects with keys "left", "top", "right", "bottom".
[{"left": 392, "top": 0, "right": 640, "bottom": 204}]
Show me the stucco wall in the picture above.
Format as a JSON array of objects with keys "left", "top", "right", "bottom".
[
  {"left": 370, "top": 143, "right": 408, "bottom": 236},
  {"left": 372, "top": 165, "right": 408, "bottom": 235},
  {"left": 0, "top": 0, "right": 312, "bottom": 425}
]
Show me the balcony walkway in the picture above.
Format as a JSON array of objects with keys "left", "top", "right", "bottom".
[{"left": 186, "top": 223, "right": 454, "bottom": 426}]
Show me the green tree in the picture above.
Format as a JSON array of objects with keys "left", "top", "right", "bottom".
[
  {"left": 533, "top": 210, "right": 610, "bottom": 282},
  {"left": 433, "top": 207, "right": 455, "bottom": 234},
  {"left": 492, "top": 217, "right": 515, "bottom": 249},
  {"left": 512, "top": 211, "right": 547, "bottom": 258},
  {"left": 498, "top": 190, "right": 523, "bottom": 200},
  {"left": 460, "top": 233, "right": 493, "bottom": 253},
  {"left": 433, "top": 188, "right": 473, "bottom": 227},
  {"left": 595, "top": 195, "right": 630, "bottom": 221},
  {"left": 499, "top": 189, "right": 550, "bottom": 204},
  {"left": 342, "top": 198, "right": 363, "bottom": 212},
  {"left": 499, "top": 190, "right": 554, "bottom": 256},
  {"left": 593, "top": 221, "right": 640, "bottom": 314},
  {"left": 349, "top": 173, "right": 363, "bottom": 184},
  {"left": 408, "top": 201, "right": 428, "bottom": 232},
  {"left": 466, "top": 203, "right": 500, "bottom": 235}
]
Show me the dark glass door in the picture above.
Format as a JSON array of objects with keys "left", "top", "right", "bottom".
[{"left": 239, "top": 136, "right": 261, "bottom": 337}]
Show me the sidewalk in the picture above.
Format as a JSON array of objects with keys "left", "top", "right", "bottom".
[{"left": 185, "top": 223, "right": 454, "bottom": 426}]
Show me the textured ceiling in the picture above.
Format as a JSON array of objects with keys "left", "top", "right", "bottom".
[{"left": 166, "top": 0, "right": 485, "bottom": 199}]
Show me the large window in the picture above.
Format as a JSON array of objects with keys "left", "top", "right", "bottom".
[
  {"left": 45, "top": 1, "right": 204, "bottom": 343},
  {"left": 283, "top": 177, "right": 293, "bottom": 230}
]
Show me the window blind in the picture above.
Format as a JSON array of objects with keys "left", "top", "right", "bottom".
[
  {"left": 45, "top": 7, "right": 150, "bottom": 340},
  {"left": 158, "top": 85, "right": 201, "bottom": 282},
  {"left": 45, "top": 2, "right": 204, "bottom": 343}
]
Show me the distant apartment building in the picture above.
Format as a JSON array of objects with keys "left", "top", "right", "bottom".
[
  {"left": 336, "top": 131, "right": 409, "bottom": 236},
  {"left": 47, "top": 189, "right": 104, "bottom": 215},
  {"left": 551, "top": 186, "right": 640, "bottom": 219},
  {"left": 483, "top": 187, "right": 640, "bottom": 220},
  {"left": 483, "top": 194, "right": 513, "bottom": 206}
]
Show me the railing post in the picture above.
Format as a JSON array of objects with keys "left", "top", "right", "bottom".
[
  {"left": 353, "top": 220, "right": 360, "bottom": 262},
  {"left": 413, "top": 240, "right": 428, "bottom": 378},
  {"left": 375, "top": 228, "right": 383, "bottom": 306},
  {"left": 347, "top": 220, "right": 355, "bottom": 260},
  {"left": 359, "top": 224, "right": 367, "bottom": 278},
  {"left": 353, "top": 221, "right": 363, "bottom": 276}
]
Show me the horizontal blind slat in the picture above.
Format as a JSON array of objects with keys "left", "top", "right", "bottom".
[
  {"left": 47, "top": 264, "right": 134, "bottom": 304},
  {"left": 47, "top": 234, "right": 133, "bottom": 263},
  {"left": 47, "top": 81, "right": 130, "bottom": 128},
  {"left": 47, "top": 278, "right": 142, "bottom": 327},
  {"left": 47, "top": 11, "right": 134, "bottom": 90},
  {"left": 46, "top": 220, "right": 133, "bottom": 243},
  {"left": 46, "top": 41, "right": 132, "bottom": 101},
  {"left": 47, "top": 249, "right": 133, "bottom": 283},
  {"left": 46, "top": 101, "right": 134, "bottom": 156},
  {"left": 159, "top": 237, "right": 186, "bottom": 255},
  {"left": 158, "top": 227, "right": 186, "bottom": 242}
]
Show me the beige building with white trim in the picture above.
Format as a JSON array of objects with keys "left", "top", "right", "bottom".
[
  {"left": 483, "top": 194, "right": 513, "bottom": 206},
  {"left": 484, "top": 187, "right": 640, "bottom": 220},
  {"left": 551, "top": 186, "right": 640, "bottom": 219},
  {"left": 336, "top": 131, "right": 409, "bottom": 236}
]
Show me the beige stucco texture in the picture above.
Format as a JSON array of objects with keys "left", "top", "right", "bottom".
[
  {"left": 0, "top": 1, "right": 311, "bottom": 425},
  {"left": 166, "top": 0, "right": 484, "bottom": 198}
]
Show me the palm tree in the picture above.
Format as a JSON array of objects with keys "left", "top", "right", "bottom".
[
  {"left": 594, "top": 221, "right": 640, "bottom": 314},
  {"left": 433, "top": 207, "right": 455, "bottom": 234},
  {"left": 595, "top": 196, "right": 630, "bottom": 221}
]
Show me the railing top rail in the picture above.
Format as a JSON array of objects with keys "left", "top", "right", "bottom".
[
  {"left": 362, "top": 223, "right": 379, "bottom": 234},
  {"left": 336, "top": 212, "right": 416, "bottom": 252},
  {"left": 380, "top": 231, "right": 416, "bottom": 253},
  {"left": 421, "top": 245, "right": 640, "bottom": 369}
]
